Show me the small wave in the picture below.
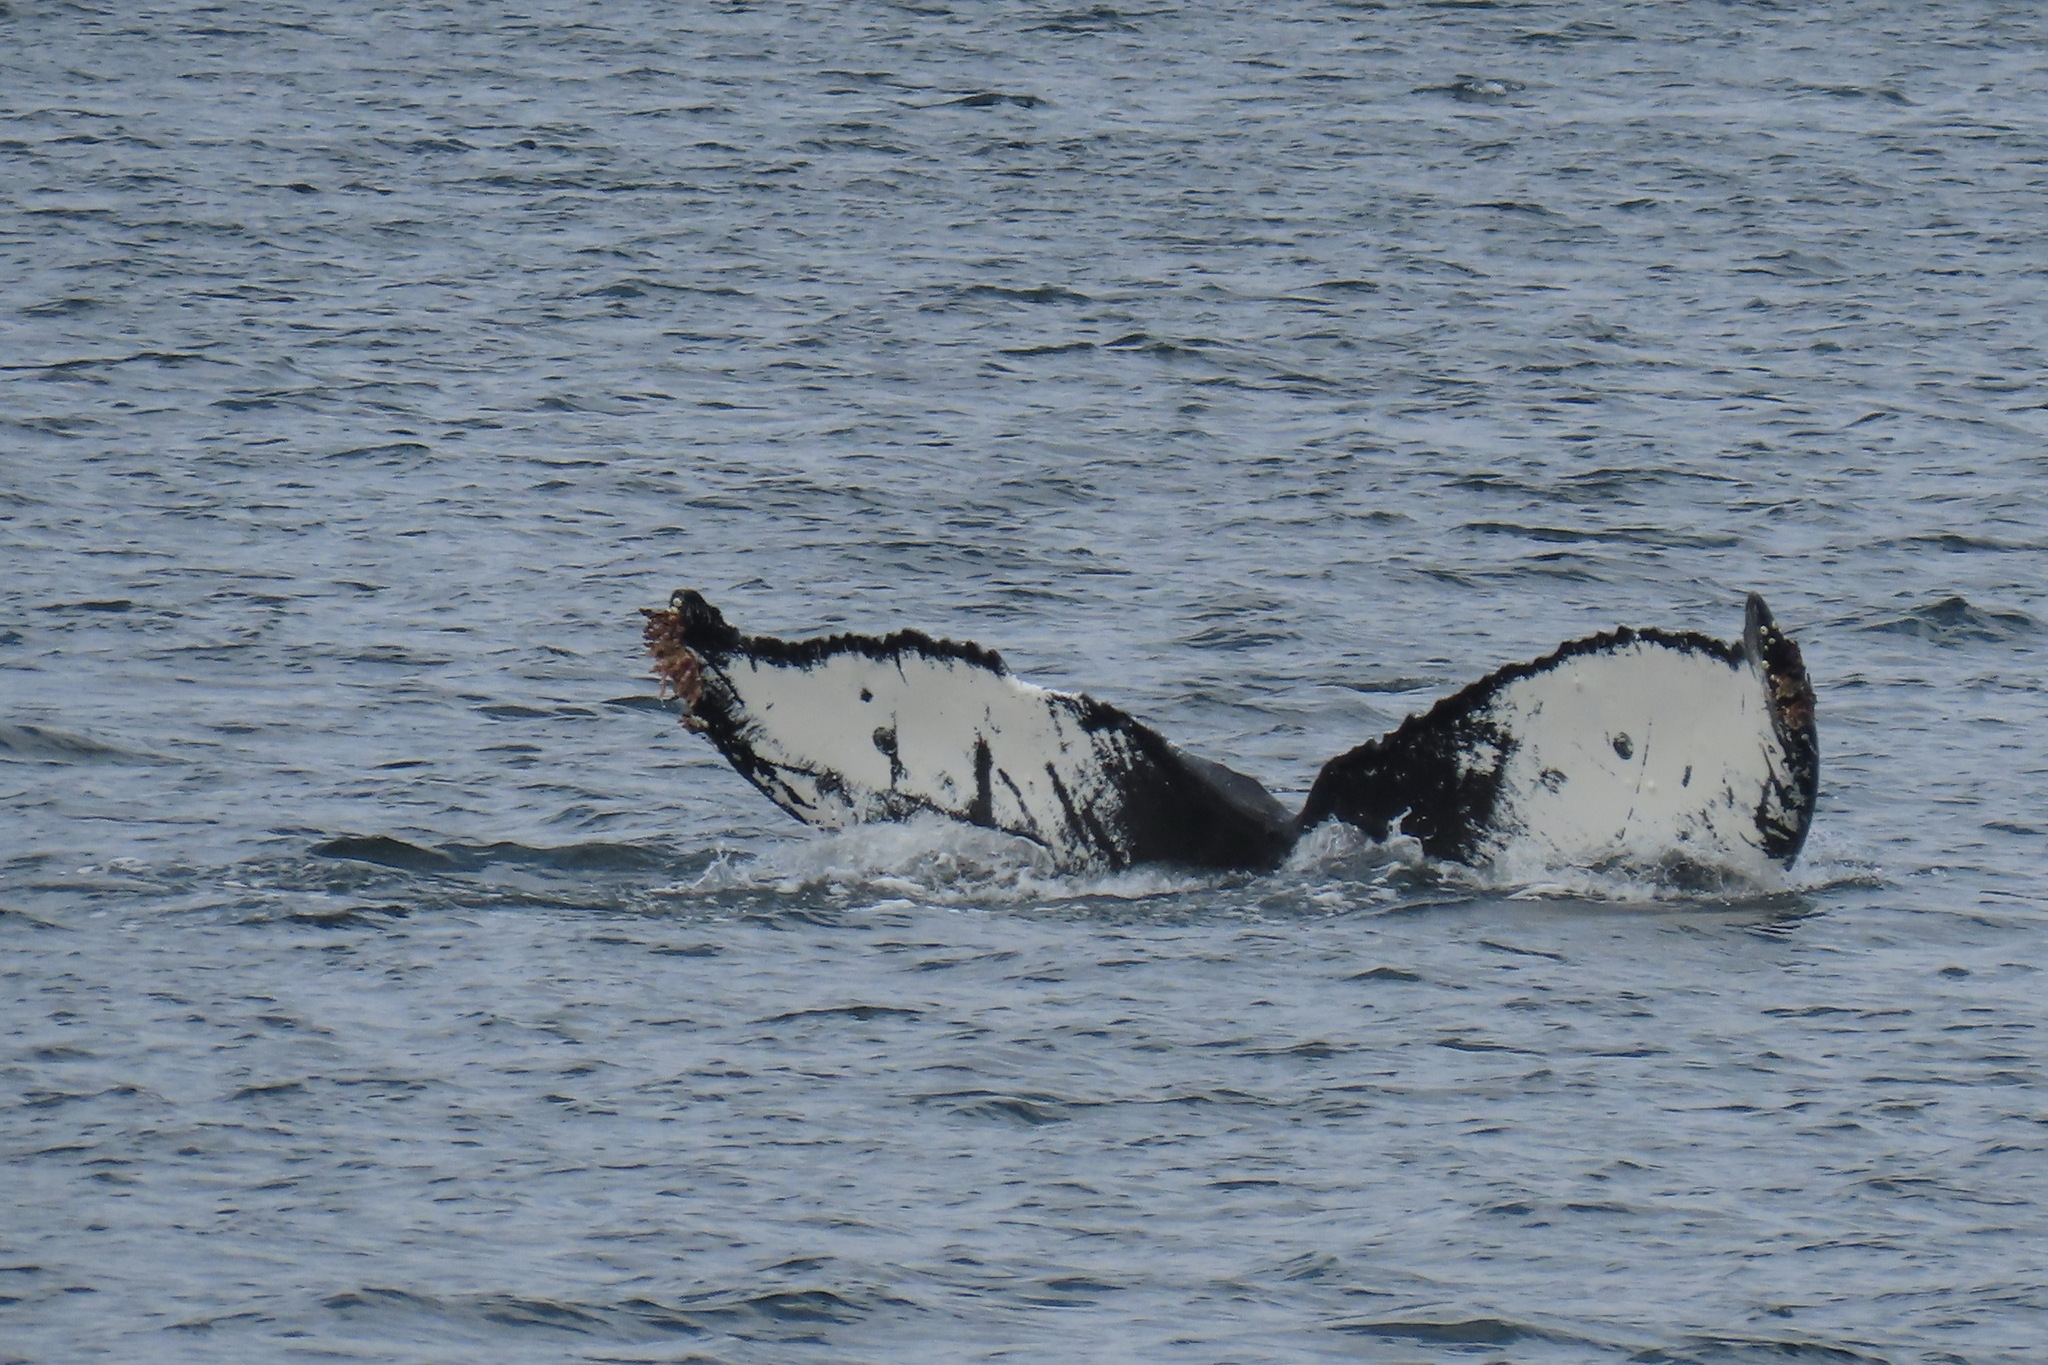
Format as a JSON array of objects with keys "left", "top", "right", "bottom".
[
  {"left": 323, "top": 1287, "right": 690, "bottom": 1339},
  {"left": 1347, "top": 965, "right": 1424, "bottom": 983},
  {"left": 1518, "top": 20, "right": 1635, "bottom": 46},
  {"left": 1028, "top": 7, "right": 1139, "bottom": 33},
  {"left": 603, "top": 693, "right": 685, "bottom": 714},
  {"left": 309, "top": 835, "right": 714, "bottom": 876},
  {"left": 759, "top": 1003, "right": 923, "bottom": 1024},
  {"left": 1894, "top": 532, "right": 2038, "bottom": 554},
  {"left": 321, "top": 1281, "right": 889, "bottom": 1341},
  {"left": 1741, "top": 248, "right": 1849, "bottom": 279},
  {"left": 1863, "top": 595, "right": 2039, "bottom": 645},
  {"left": 21, "top": 296, "right": 101, "bottom": 317},
  {"left": 948, "top": 283, "right": 1092, "bottom": 305},
  {"left": 939, "top": 91, "right": 1045, "bottom": 109},
  {"left": 1462, "top": 520, "right": 1738, "bottom": 549},
  {"left": 33, "top": 597, "right": 134, "bottom": 614},
  {"left": 1793, "top": 83, "right": 1913, "bottom": 106},
  {"left": 1175, "top": 622, "right": 1297, "bottom": 650},
  {"left": 998, "top": 340, "right": 1096, "bottom": 357},
  {"left": 0, "top": 723, "right": 166, "bottom": 766},
  {"left": 1329, "top": 1315, "right": 1597, "bottom": 1349},
  {"left": 282, "top": 903, "right": 412, "bottom": 929},
  {"left": 1657, "top": 1333, "right": 1894, "bottom": 1364},
  {"left": 1100, "top": 331, "right": 1223, "bottom": 360},
  {"left": 328, "top": 440, "right": 430, "bottom": 461},
  {"left": 913, "top": 1089, "right": 1082, "bottom": 1125},
  {"left": 473, "top": 702, "right": 599, "bottom": 721},
  {"left": 1416, "top": 76, "right": 1527, "bottom": 103}
]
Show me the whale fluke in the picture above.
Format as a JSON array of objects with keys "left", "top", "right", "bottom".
[
  {"left": 643, "top": 591, "right": 1818, "bottom": 879},
  {"left": 642, "top": 590, "right": 1297, "bottom": 872},
  {"left": 1298, "top": 593, "right": 1818, "bottom": 874}
]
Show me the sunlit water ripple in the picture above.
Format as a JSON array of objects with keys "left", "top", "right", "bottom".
[{"left": 4, "top": 2, "right": 2046, "bottom": 1361}]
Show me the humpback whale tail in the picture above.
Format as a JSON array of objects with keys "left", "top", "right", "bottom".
[{"left": 642, "top": 592, "right": 1817, "bottom": 879}]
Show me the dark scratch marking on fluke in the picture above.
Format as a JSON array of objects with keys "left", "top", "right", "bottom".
[{"left": 967, "top": 735, "right": 995, "bottom": 827}]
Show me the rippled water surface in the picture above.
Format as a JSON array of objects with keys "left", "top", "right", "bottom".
[{"left": 5, "top": 2, "right": 2048, "bottom": 1361}]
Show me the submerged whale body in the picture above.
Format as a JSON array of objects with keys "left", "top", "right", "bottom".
[{"left": 641, "top": 592, "right": 1818, "bottom": 879}]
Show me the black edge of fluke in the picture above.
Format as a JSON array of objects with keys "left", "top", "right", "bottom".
[
  {"left": 1742, "top": 593, "right": 1820, "bottom": 864},
  {"left": 641, "top": 591, "right": 1819, "bottom": 878}
]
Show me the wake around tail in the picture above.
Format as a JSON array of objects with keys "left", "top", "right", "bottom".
[{"left": 643, "top": 591, "right": 1817, "bottom": 880}]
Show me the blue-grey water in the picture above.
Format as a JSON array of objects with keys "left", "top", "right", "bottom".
[{"left": 5, "top": 2, "right": 2047, "bottom": 1361}]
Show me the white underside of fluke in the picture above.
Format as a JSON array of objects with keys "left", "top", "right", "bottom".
[
  {"left": 715, "top": 648, "right": 1130, "bottom": 850},
  {"left": 1469, "top": 640, "right": 1791, "bottom": 877}
]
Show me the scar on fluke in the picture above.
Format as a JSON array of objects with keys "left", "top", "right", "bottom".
[{"left": 639, "top": 588, "right": 1818, "bottom": 879}]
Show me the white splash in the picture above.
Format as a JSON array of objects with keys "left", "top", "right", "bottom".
[{"left": 651, "top": 816, "right": 1220, "bottom": 907}]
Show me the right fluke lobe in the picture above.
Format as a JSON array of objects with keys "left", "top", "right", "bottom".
[{"left": 1298, "top": 596, "right": 1818, "bottom": 878}]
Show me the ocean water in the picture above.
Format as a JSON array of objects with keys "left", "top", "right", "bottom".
[{"left": 5, "top": 1, "right": 2047, "bottom": 1361}]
